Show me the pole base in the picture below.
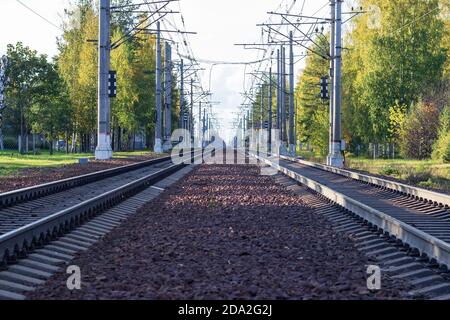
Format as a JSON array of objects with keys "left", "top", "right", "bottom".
[
  {"left": 95, "top": 148, "right": 113, "bottom": 160},
  {"left": 327, "top": 142, "right": 344, "bottom": 167},
  {"left": 162, "top": 140, "right": 172, "bottom": 153},
  {"left": 289, "top": 144, "right": 296, "bottom": 157},
  {"left": 95, "top": 134, "right": 113, "bottom": 160},
  {"left": 154, "top": 138, "right": 163, "bottom": 153},
  {"left": 279, "top": 142, "right": 288, "bottom": 156}
]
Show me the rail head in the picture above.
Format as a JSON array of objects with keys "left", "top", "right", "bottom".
[{"left": 280, "top": 155, "right": 450, "bottom": 208}]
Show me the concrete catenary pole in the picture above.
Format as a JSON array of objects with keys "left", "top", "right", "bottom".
[
  {"left": 329, "top": 0, "right": 344, "bottom": 167},
  {"left": 289, "top": 31, "right": 295, "bottom": 156},
  {"left": 276, "top": 49, "right": 281, "bottom": 135},
  {"left": 260, "top": 84, "right": 264, "bottom": 130},
  {"left": 327, "top": 0, "right": 336, "bottom": 165},
  {"left": 202, "top": 107, "right": 206, "bottom": 147},
  {"left": 180, "top": 59, "right": 185, "bottom": 129},
  {"left": 95, "top": 0, "right": 113, "bottom": 160},
  {"left": 246, "top": 110, "right": 250, "bottom": 133},
  {"left": 154, "top": 21, "right": 163, "bottom": 153},
  {"left": 242, "top": 113, "right": 246, "bottom": 142},
  {"left": 198, "top": 101, "right": 202, "bottom": 147},
  {"left": 281, "top": 46, "right": 287, "bottom": 145},
  {"left": 206, "top": 112, "right": 210, "bottom": 141},
  {"left": 190, "top": 78, "right": 194, "bottom": 142},
  {"left": 163, "top": 42, "right": 172, "bottom": 152},
  {"left": 268, "top": 67, "right": 273, "bottom": 154}
]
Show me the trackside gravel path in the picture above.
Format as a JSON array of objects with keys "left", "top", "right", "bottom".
[{"left": 28, "top": 164, "right": 411, "bottom": 300}]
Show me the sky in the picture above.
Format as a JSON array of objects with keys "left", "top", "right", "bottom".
[{"left": 0, "top": 0, "right": 345, "bottom": 143}]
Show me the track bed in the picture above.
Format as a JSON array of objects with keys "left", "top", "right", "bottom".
[
  {"left": 28, "top": 164, "right": 410, "bottom": 300},
  {"left": 278, "top": 159, "right": 450, "bottom": 243}
]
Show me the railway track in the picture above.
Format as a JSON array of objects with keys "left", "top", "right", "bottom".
[
  {"left": 4, "top": 147, "right": 448, "bottom": 300},
  {"left": 0, "top": 151, "right": 204, "bottom": 299},
  {"left": 252, "top": 152, "right": 450, "bottom": 299},
  {"left": 0, "top": 157, "right": 172, "bottom": 237}
]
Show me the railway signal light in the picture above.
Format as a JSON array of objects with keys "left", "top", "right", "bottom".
[
  {"left": 320, "top": 76, "right": 329, "bottom": 100},
  {"left": 108, "top": 70, "right": 117, "bottom": 98}
]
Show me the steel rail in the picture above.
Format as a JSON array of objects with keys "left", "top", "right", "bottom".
[
  {"left": 280, "top": 155, "right": 450, "bottom": 207},
  {"left": 251, "top": 152, "right": 450, "bottom": 268},
  {"left": 0, "top": 162, "right": 181, "bottom": 265},
  {"left": 0, "top": 156, "right": 171, "bottom": 209},
  {"left": 0, "top": 150, "right": 209, "bottom": 266}
]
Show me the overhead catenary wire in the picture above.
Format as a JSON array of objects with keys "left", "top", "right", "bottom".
[
  {"left": 15, "top": 0, "right": 64, "bottom": 31},
  {"left": 236, "top": 0, "right": 332, "bottom": 132}
]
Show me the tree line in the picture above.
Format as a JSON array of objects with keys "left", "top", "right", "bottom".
[
  {"left": 249, "top": 0, "right": 449, "bottom": 162},
  {"left": 1, "top": 0, "right": 180, "bottom": 154},
  {"left": 295, "top": 0, "right": 449, "bottom": 162}
]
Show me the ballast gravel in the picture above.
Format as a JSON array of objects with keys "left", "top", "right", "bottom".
[{"left": 28, "top": 164, "right": 412, "bottom": 300}]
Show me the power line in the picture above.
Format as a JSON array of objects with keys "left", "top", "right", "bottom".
[
  {"left": 15, "top": 0, "right": 64, "bottom": 31},
  {"left": 390, "top": 6, "right": 440, "bottom": 35},
  {"left": 179, "top": 55, "right": 270, "bottom": 65}
]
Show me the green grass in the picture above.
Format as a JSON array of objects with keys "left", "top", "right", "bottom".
[
  {"left": 297, "top": 150, "right": 326, "bottom": 163},
  {"left": 345, "top": 158, "right": 450, "bottom": 192},
  {"left": 0, "top": 150, "right": 159, "bottom": 177}
]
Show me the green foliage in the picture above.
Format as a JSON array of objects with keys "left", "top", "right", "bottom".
[
  {"left": 111, "top": 30, "right": 139, "bottom": 132},
  {"left": 4, "top": 43, "right": 50, "bottom": 133},
  {"left": 294, "top": 34, "right": 329, "bottom": 156},
  {"left": 379, "top": 166, "right": 400, "bottom": 176},
  {"left": 432, "top": 106, "right": 450, "bottom": 162},
  {"left": 29, "top": 64, "right": 73, "bottom": 154},
  {"left": 388, "top": 102, "right": 407, "bottom": 142},
  {"left": 432, "top": 106, "right": 450, "bottom": 161},
  {"left": 54, "top": 2, "right": 178, "bottom": 151},
  {"left": 343, "top": 0, "right": 448, "bottom": 147},
  {"left": 444, "top": 139, "right": 450, "bottom": 163},
  {"left": 4, "top": 42, "right": 72, "bottom": 153},
  {"left": 293, "top": 0, "right": 448, "bottom": 158},
  {"left": 433, "top": 131, "right": 450, "bottom": 164},
  {"left": 400, "top": 101, "right": 441, "bottom": 159},
  {"left": 346, "top": 157, "right": 450, "bottom": 191},
  {"left": 58, "top": 2, "right": 97, "bottom": 137}
]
